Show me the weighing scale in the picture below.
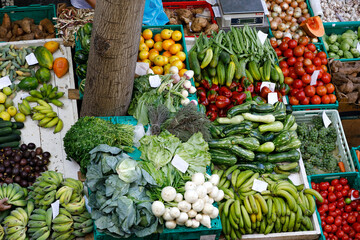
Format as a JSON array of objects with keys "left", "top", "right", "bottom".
[{"left": 217, "top": 0, "right": 269, "bottom": 31}]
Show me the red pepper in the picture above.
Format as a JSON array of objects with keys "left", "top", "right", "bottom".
[
  {"left": 207, "top": 90, "right": 218, "bottom": 103},
  {"left": 241, "top": 77, "right": 251, "bottom": 89},
  {"left": 209, "top": 84, "right": 219, "bottom": 92},
  {"left": 200, "top": 97, "right": 209, "bottom": 106},
  {"left": 255, "top": 82, "right": 262, "bottom": 93},
  {"left": 206, "top": 110, "right": 217, "bottom": 122},
  {"left": 236, "top": 85, "right": 244, "bottom": 93},
  {"left": 275, "top": 90, "right": 283, "bottom": 102},
  {"left": 245, "top": 83, "right": 254, "bottom": 93},
  {"left": 229, "top": 82, "right": 238, "bottom": 91},
  {"left": 260, "top": 86, "right": 271, "bottom": 99},
  {"left": 201, "top": 79, "right": 212, "bottom": 90},
  {"left": 218, "top": 108, "right": 227, "bottom": 117},
  {"left": 208, "top": 104, "right": 218, "bottom": 113},
  {"left": 231, "top": 92, "right": 246, "bottom": 105},
  {"left": 219, "top": 86, "right": 233, "bottom": 98},
  {"left": 215, "top": 96, "right": 231, "bottom": 109},
  {"left": 197, "top": 87, "right": 206, "bottom": 101},
  {"left": 277, "top": 83, "right": 290, "bottom": 96}
]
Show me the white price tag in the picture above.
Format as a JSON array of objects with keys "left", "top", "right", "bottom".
[
  {"left": 357, "top": 42, "right": 360, "bottom": 53},
  {"left": 322, "top": 111, "right": 332, "bottom": 128},
  {"left": 149, "top": 75, "right": 161, "bottom": 88},
  {"left": 51, "top": 200, "right": 60, "bottom": 219},
  {"left": 260, "top": 0, "right": 270, "bottom": 15},
  {"left": 84, "top": 195, "right": 92, "bottom": 213},
  {"left": 288, "top": 173, "right": 302, "bottom": 186},
  {"left": 252, "top": 179, "right": 268, "bottom": 192},
  {"left": 310, "top": 70, "right": 320, "bottom": 86},
  {"left": 25, "top": 53, "right": 38, "bottom": 66},
  {"left": 20, "top": 93, "right": 30, "bottom": 100},
  {"left": 200, "top": 235, "right": 216, "bottom": 240},
  {"left": 0, "top": 76, "right": 11, "bottom": 89},
  {"left": 282, "top": 96, "right": 288, "bottom": 104},
  {"left": 257, "top": 30, "right": 268, "bottom": 45},
  {"left": 135, "top": 62, "right": 149, "bottom": 76},
  {"left": 205, "top": 0, "right": 216, "bottom": 5},
  {"left": 351, "top": 190, "right": 360, "bottom": 201},
  {"left": 260, "top": 82, "right": 275, "bottom": 92},
  {"left": 267, "top": 92, "right": 278, "bottom": 104},
  {"left": 212, "top": 6, "right": 221, "bottom": 18},
  {"left": 171, "top": 154, "right": 189, "bottom": 173}
]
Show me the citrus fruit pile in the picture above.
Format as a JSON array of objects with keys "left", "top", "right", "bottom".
[
  {"left": 0, "top": 87, "right": 25, "bottom": 122},
  {"left": 138, "top": 28, "right": 188, "bottom": 75}
]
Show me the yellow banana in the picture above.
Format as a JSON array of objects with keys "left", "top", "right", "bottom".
[
  {"left": 254, "top": 193, "right": 268, "bottom": 215},
  {"left": 38, "top": 117, "right": 53, "bottom": 127},
  {"left": 244, "top": 196, "right": 253, "bottom": 214},
  {"left": 54, "top": 119, "right": 63, "bottom": 133},
  {"left": 248, "top": 195, "right": 258, "bottom": 214},
  {"left": 44, "top": 117, "right": 59, "bottom": 128},
  {"left": 37, "top": 99, "right": 52, "bottom": 108},
  {"left": 255, "top": 198, "right": 262, "bottom": 222}
]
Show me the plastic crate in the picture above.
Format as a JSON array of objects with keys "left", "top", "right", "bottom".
[
  {"left": 323, "top": 22, "right": 360, "bottom": 62},
  {"left": 292, "top": 110, "right": 355, "bottom": 174},
  {"left": 94, "top": 224, "right": 159, "bottom": 240},
  {"left": 351, "top": 146, "right": 360, "bottom": 172},
  {"left": 0, "top": 4, "right": 56, "bottom": 25},
  {"left": 163, "top": 1, "right": 217, "bottom": 37},
  {"left": 308, "top": 172, "right": 360, "bottom": 240}
]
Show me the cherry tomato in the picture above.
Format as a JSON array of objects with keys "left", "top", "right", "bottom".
[
  {"left": 287, "top": 56, "right": 296, "bottom": 66},
  {"left": 337, "top": 199, "right": 345, "bottom": 209},
  {"left": 284, "top": 77, "right": 294, "bottom": 85},
  {"left": 326, "top": 216, "right": 335, "bottom": 224},
  {"left": 331, "top": 179, "right": 340, "bottom": 186},
  {"left": 342, "top": 212, "right": 349, "bottom": 220},
  {"left": 317, "top": 51, "right": 327, "bottom": 59},
  {"left": 324, "top": 224, "right": 332, "bottom": 233},
  {"left": 332, "top": 224, "right": 338, "bottom": 233},
  {"left": 326, "top": 83, "right": 335, "bottom": 94},
  {"left": 279, "top": 42, "right": 288, "bottom": 51},
  {"left": 293, "top": 79, "right": 303, "bottom": 89},
  {"left": 299, "top": 36, "right": 310, "bottom": 45},
  {"left": 306, "top": 65, "right": 316, "bottom": 74},
  {"left": 300, "top": 96, "right": 310, "bottom": 105},
  {"left": 284, "top": 48, "right": 294, "bottom": 58},
  {"left": 295, "top": 90, "right": 306, "bottom": 101},
  {"left": 343, "top": 224, "right": 351, "bottom": 233},
  {"left": 322, "top": 58, "right": 328, "bottom": 65},
  {"left": 305, "top": 85, "right": 316, "bottom": 97},
  {"left": 345, "top": 205, "right": 353, "bottom": 213},
  {"left": 329, "top": 192, "right": 337, "bottom": 202},
  {"left": 347, "top": 215, "right": 356, "bottom": 224},
  {"left": 350, "top": 200, "right": 357, "bottom": 209},
  {"left": 329, "top": 203, "right": 336, "bottom": 212},
  {"left": 294, "top": 45, "right": 305, "bottom": 57},
  {"left": 282, "top": 37, "right": 291, "bottom": 43},
  {"left": 329, "top": 186, "right": 335, "bottom": 192},
  {"left": 288, "top": 39, "right": 298, "bottom": 49},
  {"left": 289, "top": 96, "right": 299, "bottom": 105},
  {"left": 329, "top": 210, "right": 338, "bottom": 218},
  {"left": 329, "top": 94, "right": 337, "bottom": 103},
  {"left": 307, "top": 43, "right": 316, "bottom": 52},
  {"left": 289, "top": 72, "right": 298, "bottom": 79},
  {"left": 295, "top": 66, "right": 306, "bottom": 76},
  {"left": 322, "top": 72, "right": 332, "bottom": 84},
  {"left": 320, "top": 182, "right": 329, "bottom": 191},
  {"left": 342, "top": 189, "right": 349, "bottom": 198},
  {"left": 355, "top": 233, "right": 360, "bottom": 239},
  {"left": 303, "top": 58, "right": 313, "bottom": 67},
  {"left": 290, "top": 88, "right": 299, "bottom": 96},
  {"left": 279, "top": 61, "right": 288, "bottom": 68},
  {"left": 342, "top": 234, "right": 349, "bottom": 240},
  {"left": 352, "top": 223, "right": 360, "bottom": 233},
  {"left": 317, "top": 86, "right": 327, "bottom": 96},
  {"left": 297, "top": 56, "right": 305, "bottom": 62},
  {"left": 302, "top": 74, "right": 311, "bottom": 84},
  {"left": 352, "top": 190, "right": 359, "bottom": 198},
  {"left": 311, "top": 95, "right": 321, "bottom": 104},
  {"left": 321, "top": 191, "right": 329, "bottom": 200},
  {"left": 349, "top": 228, "right": 356, "bottom": 238},
  {"left": 294, "top": 62, "right": 304, "bottom": 68},
  {"left": 281, "top": 67, "right": 290, "bottom": 77},
  {"left": 321, "top": 64, "right": 328, "bottom": 73},
  {"left": 275, "top": 48, "right": 282, "bottom": 57},
  {"left": 313, "top": 57, "right": 322, "bottom": 66},
  {"left": 336, "top": 184, "right": 343, "bottom": 192},
  {"left": 270, "top": 39, "right": 278, "bottom": 48},
  {"left": 336, "top": 230, "right": 345, "bottom": 239}
]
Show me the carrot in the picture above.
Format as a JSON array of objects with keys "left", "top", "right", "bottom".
[
  {"left": 356, "top": 150, "right": 360, "bottom": 163},
  {"left": 338, "top": 161, "right": 346, "bottom": 172}
]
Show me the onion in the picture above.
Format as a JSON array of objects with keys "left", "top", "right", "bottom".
[
  {"left": 285, "top": 28, "right": 291, "bottom": 33},
  {"left": 291, "top": 1, "right": 298, "bottom": 8},
  {"left": 296, "top": 29, "right": 304, "bottom": 36},
  {"left": 271, "top": 12, "right": 279, "bottom": 18},
  {"left": 273, "top": 5, "right": 282, "bottom": 13},
  {"left": 274, "top": 31, "right": 283, "bottom": 39},
  {"left": 276, "top": 39, "right": 282, "bottom": 46},
  {"left": 275, "top": 0, "right": 283, "bottom": 4},
  {"left": 294, "top": 7, "right": 301, "bottom": 12},
  {"left": 286, "top": 8, "right": 294, "bottom": 16},
  {"left": 285, "top": 22, "right": 292, "bottom": 28},
  {"left": 270, "top": 21, "right": 279, "bottom": 30},
  {"left": 296, "top": 0, "right": 304, "bottom": 2},
  {"left": 311, "top": 38, "right": 319, "bottom": 43},
  {"left": 293, "top": 34, "right": 300, "bottom": 40},
  {"left": 270, "top": 37, "right": 276, "bottom": 42},
  {"left": 279, "top": 12, "right": 286, "bottom": 19},
  {"left": 291, "top": 18, "right": 298, "bottom": 23},
  {"left": 284, "top": 0, "right": 292, "bottom": 3},
  {"left": 280, "top": 2, "right": 289, "bottom": 10},
  {"left": 278, "top": 23, "right": 287, "bottom": 31},
  {"left": 284, "top": 32, "right": 292, "bottom": 39},
  {"left": 297, "top": 16, "right": 306, "bottom": 24},
  {"left": 290, "top": 23, "right": 299, "bottom": 32},
  {"left": 274, "top": 17, "right": 282, "bottom": 24},
  {"left": 302, "top": 8, "right": 308, "bottom": 14},
  {"left": 293, "top": 11, "right": 302, "bottom": 18},
  {"left": 303, "top": 13, "right": 310, "bottom": 18},
  {"left": 268, "top": 16, "right": 273, "bottom": 22},
  {"left": 299, "top": 1, "right": 307, "bottom": 9},
  {"left": 284, "top": 15, "right": 292, "bottom": 22},
  {"left": 271, "top": 3, "right": 278, "bottom": 10}
]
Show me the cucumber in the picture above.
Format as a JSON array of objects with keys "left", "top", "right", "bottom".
[
  {"left": 12, "top": 122, "right": 24, "bottom": 129},
  {"left": 227, "top": 102, "right": 252, "bottom": 118},
  {"left": 0, "top": 141, "right": 20, "bottom": 148},
  {"left": 208, "top": 139, "right": 232, "bottom": 149},
  {"left": 267, "top": 150, "right": 300, "bottom": 163},
  {"left": 237, "top": 162, "right": 275, "bottom": 173},
  {"left": 223, "top": 122, "right": 252, "bottom": 136},
  {"left": 0, "top": 121, "right": 13, "bottom": 128},
  {"left": 230, "top": 145, "right": 255, "bottom": 161},
  {"left": 255, "top": 153, "right": 268, "bottom": 162},
  {"left": 251, "top": 104, "right": 274, "bottom": 113},
  {"left": 189, "top": 51, "right": 201, "bottom": 77},
  {"left": 232, "top": 137, "right": 260, "bottom": 151},
  {"left": 12, "top": 129, "right": 21, "bottom": 135},
  {"left": 211, "top": 152, "right": 237, "bottom": 166},
  {"left": 207, "top": 67, "right": 217, "bottom": 77},
  {"left": 0, "top": 134, "right": 20, "bottom": 144},
  {"left": 276, "top": 139, "right": 301, "bottom": 152},
  {"left": 273, "top": 131, "right": 291, "bottom": 147},
  {"left": 0, "top": 127, "right": 13, "bottom": 136},
  {"left": 249, "top": 129, "right": 265, "bottom": 143}
]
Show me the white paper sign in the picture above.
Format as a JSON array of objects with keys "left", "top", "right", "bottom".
[
  {"left": 205, "top": 0, "right": 216, "bottom": 5},
  {"left": 260, "top": 0, "right": 270, "bottom": 15},
  {"left": 282, "top": 96, "right": 288, "bottom": 104},
  {"left": 84, "top": 195, "right": 92, "bottom": 213},
  {"left": 0, "top": 76, "right": 11, "bottom": 89},
  {"left": 51, "top": 200, "right": 60, "bottom": 219},
  {"left": 25, "top": 53, "right": 38, "bottom": 65},
  {"left": 322, "top": 111, "right": 332, "bottom": 128},
  {"left": 135, "top": 62, "right": 149, "bottom": 76},
  {"left": 149, "top": 75, "right": 161, "bottom": 88},
  {"left": 20, "top": 93, "right": 31, "bottom": 100},
  {"left": 351, "top": 190, "right": 360, "bottom": 200},
  {"left": 357, "top": 42, "right": 360, "bottom": 53},
  {"left": 257, "top": 31, "right": 268, "bottom": 45},
  {"left": 288, "top": 173, "right": 302, "bottom": 186},
  {"left": 310, "top": 70, "right": 320, "bottom": 86},
  {"left": 200, "top": 235, "right": 216, "bottom": 240},
  {"left": 268, "top": 92, "right": 278, "bottom": 104},
  {"left": 171, "top": 154, "right": 189, "bottom": 173},
  {"left": 260, "top": 82, "right": 275, "bottom": 92},
  {"left": 252, "top": 179, "right": 268, "bottom": 192},
  {"left": 212, "top": 6, "right": 221, "bottom": 18}
]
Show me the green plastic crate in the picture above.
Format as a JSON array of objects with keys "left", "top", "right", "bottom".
[
  {"left": 0, "top": 4, "right": 56, "bottom": 25},
  {"left": 308, "top": 172, "right": 360, "bottom": 240},
  {"left": 351, "top": 146, "right": 360, "bottom": 172},
  {"left": 323, "top": 22, "right": 360, "bottom": 62},
  {"left": 292, "top": 110, "right": 354, "bottom": 174}
]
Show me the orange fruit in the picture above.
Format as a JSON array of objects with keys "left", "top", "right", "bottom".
[
  {"left": 154, "top": 33, "right": 162, "bottom": 42},
  {"left": 179, "top": 44, "right": 183, "bottom": 51},
  {"left": 149, "top": 49, "right": 159, "bottom": 54},
  {"left": 138, "top": 50, "right": 149, "bottom": 60},
  {"left": 140, "top": 36, "right": 144, "bottom": 44},
  {"left": 142, "top": 59, "right": 152, "bottom": 67},
  {"left": 162, "top": 39, "right": 174, "bottom": 51},
  {"left": 182, "top": 62, "right": 186, "bottom": 69},
  {"left": 169, "top": 56, "right": 180, "bottom": 64},
  {"left": 154, "top": 42, "right": 163, "bottom": 52},
  {"left": 142, "top": 29, "right": 153, "bottom": 40},
  {"left": 179, "top": 68, "right": 187, "bottom": 77},
  {"left": 169, "top": 44, "right": 181, "bottom": 55},
  {"left": 162, "top": 51, "right": 172, "bottom": 58},
  {"left": 145, "top": 39, "right": 154, "bottom": 48},
  {"left": 139, "top": 43, "right": 149, "bottom": 51},
  {"left": 176, "top": 51, "right": 186, "bottom": 62},
  {"left": 164, "top": 63, "right": 171, "bottom": 74},
  {"left": 153, "top": 55, "right": 166, "bottom": 67},
  {"left": 161, "top": 29, "right": 172, "bottom": 40},
  {"left": 149, "top": 52, "right": 159, "bottom": 62},
  {"left": 163, "top": 56, "right": 169, "bottom": 65},
  {"left": 171, "top": 30, "right": 182, "bottom": 41},
  {"left": 171, "top": 60, "right": 183, "bottom": 70},
  {"left": 152, "top": 66, "right": 164, "bottom": 75}
]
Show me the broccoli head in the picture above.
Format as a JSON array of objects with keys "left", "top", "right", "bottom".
[
  {"left": 304, "top": 162, "right": 318, "bottom": 176},
  {"left": 312, "top": 116, "right": 324, "bottom": 130},
  {"left": 297, "top": 123, "right": 309, "bottom": 140},
  {"left": 324, "top": 155, "right": 339, "bottom": 173},
  {"left": 306, "top": 142, "right": 320, "bottom": 156},
  {"left": 326, "top": 126, "right": 337, "bottom": 142},
  {"left": 308, "top": 127, "right": 319, "bottom": 142},
  {"left": 308, "top": 155, "right": 322, "bottom": 167},
  {"left": 302, "top": 152, "right": 311, "bottom": 160},
  {"left": 318, "top": 127, "right": 328, "bottom": 139}
]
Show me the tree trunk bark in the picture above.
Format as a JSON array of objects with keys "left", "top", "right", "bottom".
[{"left": 80, "top": 0, "right": 145, "bottom": 117}]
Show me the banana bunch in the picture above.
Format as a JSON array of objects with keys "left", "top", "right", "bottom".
[
  {"left": 17, "top": 99, "right": 31, "bottom": 116},
  {"left": 27, "top": 83, "right": 65, "bottom": 107},
  {"left": 0, "top": 183, "right": 27, "bottom": 207},
  {"left": 0, "top": 225, "right": 4, "bottom": 240},
  {"left": 27, "top": 208, "right": 52, "bottom": 240},
  {"left": 31, "top": 99, "right": 63, "bottom": 133},
  {"left": 215, "top": 167, "right": 324, "bottom": 239},
  {"left": 51, "top": 208, "right": 74, "bottom": 240},
  {"left": 62, "top": 197, "right": 86, "bottom": 215},
  {"left": 274, "top": 162, "right": 300, "bottom": 175},
  {"left": 28, "top": 171, "right": 63, "bottom": 207},
  {"left": 72, "top": 211, "right": 93, "bottom": 237},
  {"left": 56, "top": 178, "right": 84, "bottom": 205},
  {"left": 3, "top": 207, "right": 28, "bottom": 240}
]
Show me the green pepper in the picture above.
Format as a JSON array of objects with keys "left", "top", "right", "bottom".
[{"left": 244, "top": 91, "right": 252, "bottom": 102}]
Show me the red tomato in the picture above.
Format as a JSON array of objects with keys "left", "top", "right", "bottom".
[
  {"left": 307, "top": 43, "right": 316, "bottom": 52},
  {"left": 355, "top": 233, "right": 360, "bottom": 239},
  {"left": 311, "top": 95, "right": 321, "bottom": 104},
  {"left": 322, "top": 73, "right": 331, "bottom": 84},
  {"left": 291, "top": 88, "right": 299, "bottom": 96},
  {"left": 294, "top": 62, "right": 304, "bottom": 68},
  {"left": 342, "top": 234, "right": 349, "bottom": 240},
  {"left": 326, "top": 216, "right": 335, "bottom": 224},
  {"left": 304, "top": 51, "right": 315, "bottom": 60},
  {"left": 349, "top": 228, "right": 356, "bottom": 238},
  {"left": 321, "top": 191, "right": 329, "bottom": 200},
  {"left": 289, "top": 96, "right": 299, "bottom": 105},
  {"left": 299, "top": 36, "right": 310, "bottom": 45},
  {"left": 320, "top": 182, "right": 329, "bottom": 191},
  {"left": 282, "top": 37, "right": 291, "bottom": 43},
  {"left": 336, "top": 230, "right": 345, "bottom": 239},
  {"left": 295, "top": 90, "right": 306, "bottom": 101},
  {"left": 331, "top": 179, "right": 340, "bottom": 186},
  {"left": 324, "top": 225, "right": 332, "bottom": 233},
  {"left": 297, "top": 56, "right": 305, "bottom": 62},
  {"left": 335, "top": 216, "right": 342, "bottom": 226},
  {"left": 350, "top": 200, "right": 357, "bottom": 209},
  {"left": 302, "top": 74, "right": 311, "bottom": 85},
  {"left": 343, "top": 185, "right": 350, "bottom": 190},
  {"left": 336, "top": 184, "right": 343, "bottom": 192},
  {"left": 317, "top": 51, "right": 327, "bottom": 59},
  {"left": 329, "top": 94, "right": 337, "bottom": 104},
  {"left": 294, "top": 45, "right": 305, "bottom": 57},
  {"left": 300, "top": 96, "right": 310, "bottom": 105},
  {"left": 306, "top": 65, "right": 316, "bottom": 74},
  {"left": 288, "top": 39, "right": 298, "bottom": 49},
  {"left": 279, "top": 61, "right": 288, "bottom": 68},
  {"left": 329, "top": 192, "right": 337, "bottom": 202},
  {"left": 342, "top": 212, "right": 349, "bottom": 220},
  {"left": 322, "top": 58, "right": 328, "bottom": 65},
  {"left": 284, "top": 48, "right": 294, "bottom": 58},
  {"left": 317, "top": 86, "right": 327, "bottom": 96},
  {"left": 317, "top": 80, "right": 324, "bottom": 86},
  {"left": 343, "top": 224, "right": 351, "bottom": 233},
  {"left": 313, "top": 57, "right": 322, "bottom": 66},
  {"left": 353, "top": 223, "right": 360, "bottom": 233},
  {"left": 329, "top": 186, "right": 335, "bottom": 192},
  {"left": 289, "top": 72, "right": 298, "bottom": 79},
  {"left": 284, "top": 77, "right": 294, "bottom": 85},
  {"left": 325, "top": 83, "right": 335, "bottom": 94},
  {"left": 293, "top": 79, "right": 303, "bottom": 89},
  {"left": 281, "top": 67, "right": 290, "bottom": 77},
  {"left": 337, "top": 199, "right": 345, "bottom": 209},
  {"left": 295, "top": 66, "right": 306, "bottom": 76},
  {"left": 321, "top": 64, "right": 328, "bottom": 73},
  {"left": 329, "top": 203, "right": 337, "bottom": 212},
  {"left": 275, "top": 48, "right": 282, "bottom": 57},
  {"left": 305, "top": 85, "right": 316, "bottom": 97},
  {"left": 331, "top": 224, "right": 338, "bottom": 233},
  {"left": 340, "top": 178, "right": 348, "bottom": 186},
  {"left": 270, "top": 39, "right": 278, "bottom": 48},
  {"left": 303, "top": 58, "right": 313, "bottom": 67},
  {"left": 287, "top": 56, "right": 296, "bottom": 66},
  {"left": 353, "top": 190, "right": 360, "bottom": 198},
  {"left": 279, "top": 42, "right": 288, "bottom": 51},
  {"left": 345, "top": 205, "right": 353, "bottom": 213},
  {"left": 342, "top": 189, "right": 349, "bottom": 198},
  {"left": 348, "top": 215, "right": 356, "bottom": 224}
]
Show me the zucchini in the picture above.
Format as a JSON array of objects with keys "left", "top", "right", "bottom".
[
  {"left": 211, "top": 152, "right": 237, "bottom": 166},
  {"left": 273, "top": 131, "right": 291, "bottom": 147},
  {"left": 249, "top": 129, "right": 265, "bottom": 143},
  {"left": 243, "top": 113, "right": 275, "bottom": 123},
  {"left": 217, "top": 115, "right": 244, "bottom": 125},
  {"left": 237, "top": 162, "right": 275, "bottom": 173},
  {"left": 263, "top": 132, "right": 276, "bottom": 142},
  {"left": 288, "top": 131, "right": 298, "bottom": 139},
  {"left": 255, "top": 153, "right": 268, "bottom": 162},
  {"left": 267, "top": 150, "right": 300, "bottom": 163},
  {"left": 0, "top": 121, "right": 13, "bottom": 128},
  {"left": 223, "top": 122, "right": 252, "bottom": 136},
  {"left": 12, "top": 129, "right": 21, "bottom": 135},
  {"left": 270, "top": 67, "right": 280, "bottom": 82},
  {"left": 207, "top": 67, "right": 217, "bottom": 77},
  {"left": 258, "top": 121, "right": 284, "bottom": 133},
  {"left": 209, "top": 125, "right": 226, "bottom": 138},
  {"left": 263, "top": 60, "right": 271, "bottom": 81},
  {"left": 0, "top": 134, "right": 20, "bottom": 144},
  {"left": 257, "top": 142, "right": 275, "bottom": 153},
  {"left": 248, "top": 61, "right": 261, "bottom": 81},
  {"left": 232, "top": 137, "right": 260, "bottom": 151},
  {"left": 189, "top": 51, "right": 201, "bottom": 77},
  {"left": 0, "top": 141, "right": 19, "bottom": 148},
  {"left": 201, "top": 48, "right": 213, "bottom": 69},
  {"left": 12, "top": 122, "right": 24, "bottom": 129},
  {"left": 217, "top": 60, "right": 226, "bottom": 86},
  {"left": 227, "top": 102, "right": 252, "bottom": 118},
  {"left": 226, "top": 61, "right": 236, "bottom": 87},
  {"left": 0, "top": 127, "right": 13, "bottom": 136},
  {"left": 230, "top": 145, "right": 255, "bottom": 161},
  {"left": 251, "top": 104, "right": 274, "bottom": 113},
  {"left": 220, "top": 51, "right": 231, "bottom": 65},
  {"left": 273, "top": 102, "right": 286, "bottom": 121},
  {"left": 208, "top": 139, "right": 232, "bottom": 149},
  {"left": 283, "top": 115, "right": 295, "bottom": 130},
  {"left": 276, "top": 139, "right": 301, "bottom": 152}
]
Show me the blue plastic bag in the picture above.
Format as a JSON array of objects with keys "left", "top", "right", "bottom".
[{"left": 143, "top": 0, "right": 169, "bottom": 26}]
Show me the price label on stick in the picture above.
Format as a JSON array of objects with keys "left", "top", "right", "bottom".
[
  {"left": 84, "top": 195, "right": 91, "bottom": 213},
  {"left": 267, "top": 92, "right": 278, "bottom": 104},
  {"left": 260, "top": 82, "right": 275, "bottom": 92},
  {"left": 171, "top": 154, "right": 189, "bottom": 173},
  {"left": 51, "top": 200, "right": 60, "bottom": 219},
  {"left": 282, "top": 96, "right": 288, "bottom": 104},
  {"left": 357, "top": 42, "right": 360, "bottom": 53},
  {"left": 0, "top": 76, "right": 11, "bottom": 89},
  {"left": 257, "top": 30, "right": 268, "bottom": 45},
  {"left": 25, "top": 53, "right": 38, "bottom": 65},
  {"left": 322, "top": 111, "right": 331, "bottom": 128},
  {"left": 149, "top": 75, "right": 161, "bottom": 88},
  {"left": 252, "top": 179, "right": 268, "bottom": 192},
  {"left": 310, "top": 70, "right": 320, "bottom": 86}
]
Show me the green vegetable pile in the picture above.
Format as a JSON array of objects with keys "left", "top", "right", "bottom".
[
  {"left": 86, "top": 145, "right": 162, "bottom": 238},
  {"left": 64, "top": 117, "right": 135, "bottom": 174},
  {"left": 297, "top": 116, "right": 340, "bottom": 175},
  {"left": 324, "top": 28, "right": 360, "bottom": 59}
]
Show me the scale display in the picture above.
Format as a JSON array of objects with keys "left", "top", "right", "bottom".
[{"left": 231, "top": 17, "right": 264, "bottom": 25}]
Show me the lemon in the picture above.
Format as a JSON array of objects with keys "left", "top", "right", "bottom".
[
  {"left": 14, "top": 112, "right": 25, "bottom": 122},
  {"left": 0, "top": 92, "right": 6, "bottom": 104},
  {"left": 7, "top": 106, "right": 17, "bottom": 117},
  {"left": 0, "top": 104, "right": 5, "bottom": 113},
  {"left": 2, "top": 87, "right": 11, "bottom": 96},
  {"left": 0, "top": 111, "right": 10, "bottom": 121},
  {"left": 4, "top": 98, "right": 13, "bottom": 108}
]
